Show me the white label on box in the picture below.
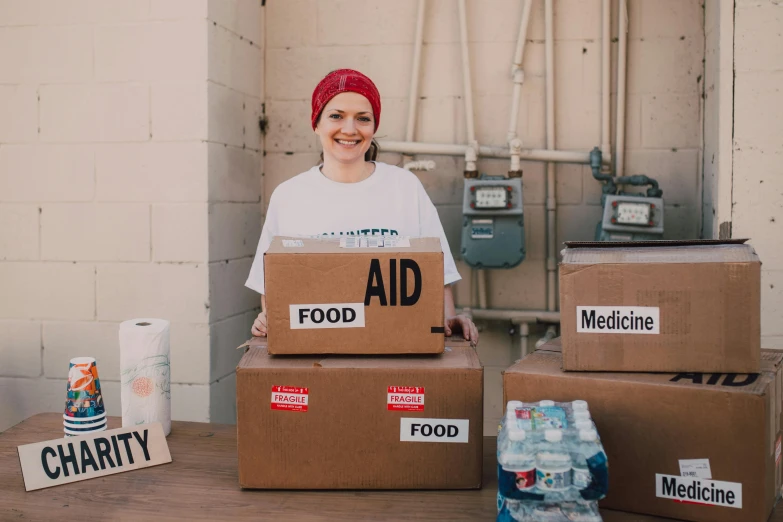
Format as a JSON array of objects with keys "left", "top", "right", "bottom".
[
  {"left": 340, "top": 236, "right": 411, "bottom": 248},
  {"left": 282, "top": 239, "right": 304, "bottom": 247},
  {"left": 399, "top": 418, "right": 469, "bottom": 443},
  {"left": 289, "top": 303, "right": 365, "bottom": 329},
  {"left": 270, "top": 386, "right": 309, "bottom": 412},
  {"left": 576, "top": 306, "right": 660, "bottom": 334},
  {"left": 655, "top": 474, "right": 742, "bottom": 508},
  {"left": 679, "top": 459, "right": 712, "bottom": 479},
  {"left": 387, "top": 386, "right": 425, "bottom": 411}
]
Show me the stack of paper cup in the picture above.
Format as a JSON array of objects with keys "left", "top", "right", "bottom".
[{"left": 63, "top": 357, "right": 107, "bottom": 437}]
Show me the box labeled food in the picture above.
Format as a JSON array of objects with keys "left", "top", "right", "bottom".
[
  {"left": 236, "top": 336, "right": 483, "bottom": 489},
  {"left": 264, "top": 236, "right": 445, "bottom": 355},
  {"left": 559, "top": 239, "right": 761, "bottom": 372},
  {"left": 503, "top": 339, "right": 783, "bottom": 522}
]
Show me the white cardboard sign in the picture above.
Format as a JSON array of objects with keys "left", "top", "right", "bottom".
[{"left": 17, "top": 423, "right": 171, "bottom": 491}]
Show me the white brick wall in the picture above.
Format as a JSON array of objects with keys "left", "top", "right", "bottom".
[
  {"left": 732, "top": 0, "right": 783, "bottom": 348},
  {"left": 0, "top": 0, "right": 263, "bottom": 429}
]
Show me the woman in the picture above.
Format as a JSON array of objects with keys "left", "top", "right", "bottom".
[{"left": 246, "top": 69, "right": 478, "bottom": 346}]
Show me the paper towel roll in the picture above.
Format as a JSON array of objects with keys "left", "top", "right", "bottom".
[{"left": 119, "top": 318, "right": 171, "bottom": 436}]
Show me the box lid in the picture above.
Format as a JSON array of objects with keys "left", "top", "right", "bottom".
[
  {"left": 238, "top": 336, "right": 478, "bottom": 370},
  {"left": 561, "top": 239, "right": 759, "bottom": 265},
  {"left": 266, "top": 236, "right": 442, "bottom": 255},
  {"left": 509, "top": 344, "right": 771, "bottom": 396}
]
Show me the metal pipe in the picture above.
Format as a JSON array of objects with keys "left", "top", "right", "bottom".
[
  {"left": 519, "top": 322, "right": 530, "bottom": 358},
  {"left": 616, "top": 0, "right": 628, "bottom": 177},
  {"left": 601, "top": 0, "right": 611, "bottom": 161},
  {"left": 457, "top": 0, "right": 476, "bottom": 145},
  {"left": 405, "top": 0, "right": 426, "bottom": 143},
  {"left": 544, "top": 0, "right": 557, "bottom": 312},
  {"left": 508, "top": 0, "right": 534, "bottom": 143},
  {"left": 477, "top": 269, "right": 488, "bottom": 309},
  {"left": 536, "top": 324, "right": 558, "bottom": 349},
  {"left": 460, "top": 308, "right": 561, "bottom": 324},
  {"left": 378, "top": 140, "right": 605, "bottom": 164}
]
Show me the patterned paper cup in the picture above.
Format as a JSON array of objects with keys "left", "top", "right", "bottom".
[
  {"left": 61, "top": 411, "right": 106, "bottom": 423},
  {"left": 63, "top": 417, "right": 108, "bottom": 429},
  {"left": 63, "top": 424, "right": 107, "bottom": 436},
  {"left": 64, "top": 357, "right": 106, "bottom": 419},
  {"left": 63, "top": 420, "right": 107, "bottom": 432}
]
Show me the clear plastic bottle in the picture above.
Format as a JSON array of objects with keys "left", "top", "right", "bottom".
[
  {"left": 539, "top": 400, "right": 556, "bottom": 407},
  {"left": 573, "top": 410, "right": 591, "bottom": 423},
  {"left": 571, "top": 429, "right": 599, "bottom": 490},
  {"left": 535, "top": 429, "right": 572, "bottom": 499},
  {"left": 499, "top": 429, "right": 537, "bottom": 494}
]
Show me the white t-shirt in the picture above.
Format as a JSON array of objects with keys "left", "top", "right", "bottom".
[{"left": 245, "top": 161, "right": 461, "bottom": 294}]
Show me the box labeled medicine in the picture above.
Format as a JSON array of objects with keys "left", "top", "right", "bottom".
[
  {"left": 559, "top": 239, "right": 761, "bottom": 372},
  {"left": 503, "top": 338, "right": 783, "bottom": 522},
  {"left": 264, "top": 236, "right": 445, "bottom": 355}
]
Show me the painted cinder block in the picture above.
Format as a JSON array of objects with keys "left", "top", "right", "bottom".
[
  {"left": 207, "top": 81, "right": 245, "bottom": 148},
  {"left": 152, "top": 203, "right": 208, "bottom": 262},
  {"left": 0, "top": 145, "right": 94, "bottom": 202},
  {"left": 209, "top": 373, "right": 237, "bottom": 424},
  {"left": 0, "top": 320, "right": 41, "bottom": 378},
  {"left": 42, "top": 321, "right": 120, "bottom": 380},
  {"left": 209, "top": 310, "right": 255, "bottom": 382},
  {"left": 736, "top": 4, "right": 783, "bottom": 72},
  {"left": 316, "top": 0, "right": 417, "bottom": 46},
  {"left": 762, "top": 270, "right": 783, "bottom": 337},
  {"left": 40, "top": 84, "right": 149, "bottom": 142},
  {"left": 207, "top": 142, "right": 261, "bottom": 203},
  {"left": 96, "top": 142, "right": 208, "bottom": 202},
  {"left": 96, "top": 262, "right": 209, "bottom": 324},
  {"left": 266, "top": 0, "right": 317, "bottom": 49},
  {"left": 0, "top": 262, "right": 95, "bottom": 320},
  {"left": 208, "top": 0, "right": 262, "bottom": 43},
  {"left": 0, "top": 84, "right": 38, "bottom": 142},
  {"left": 151, "top": 82, "right": 208, "bottom": 141},
  {"left": 641, "top": 93, "right": 700, "bottom": 149},
  {"left": 41, "top": 203, "right": 150, "bottom": 262},
  {"left": 207, "top": 257, "right": 257, "bottom": 323},
  {"left": 208, "top": 202, "right": 261, "bottom": 262},
  {"left": 150, "top": 0, "right": 208, "bottom": 20},
  {"left": 208, "top": 22, "right": 262, "bottom": 96},
  {"left": 733, "top": 71, "right": 783, "bottom": 151},
  {"left": 0, "top": 204, "right": 39, "bottom": 260}
]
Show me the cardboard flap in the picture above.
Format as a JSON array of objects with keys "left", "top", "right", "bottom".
[{"left": 561, "top": 239, "right": 759, "bottom": 265}]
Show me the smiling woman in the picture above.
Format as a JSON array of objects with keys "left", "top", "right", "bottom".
[{"left": 245, "top": 69, "right": 479, "bottom": 346}]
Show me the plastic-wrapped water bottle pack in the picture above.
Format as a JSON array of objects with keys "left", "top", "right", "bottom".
[{"left": 496, "top": 400, "right": 609, "bottom": 521}]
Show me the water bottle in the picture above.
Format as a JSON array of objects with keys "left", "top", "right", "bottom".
[
  {"left": 571, "top": 429, "right": 597, "bottom": 490},
  {"left": 571, "top": 400, "right": 588, "bottom": 412},
  {"left": 498, "top": 429, "right": 537, "bottom": 497},
  {"left": 573, "top": 428, "right": 609, "bottom": 501},
  {"left": 535, "top": 429, "right": 572, "bottom": 498},
  {"left": 573, "top": 410, "right": 591, "bottom": 423}
]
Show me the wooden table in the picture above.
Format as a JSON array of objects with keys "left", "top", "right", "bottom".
[{"left": 0, "top": 413, "right": 779, "bottom": 521}]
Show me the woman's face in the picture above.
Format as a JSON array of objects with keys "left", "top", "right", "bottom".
[{"left": 315, "top": 92, "right": 375, "bottom": 165}]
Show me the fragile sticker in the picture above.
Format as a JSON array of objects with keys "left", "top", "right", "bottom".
[
  {"left": 679, "top": 459, "right": 712, "bottom": 479},
  {"left": 777, "top": 436, "right": 781, "bottom": 466},
  {"left": 270, "top": 385, "right": 309, "bottom": 412},
  {"left": 387, "top": 386, "right": 424, "bottom": 411},
  {"left": 655, "top": 474, "right": 741, "bottom": 509}
]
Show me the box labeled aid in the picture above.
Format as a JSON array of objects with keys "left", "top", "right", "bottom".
[
  {"left": 264, "top": 236, "right": 445, "bottom": 355},
  {"left": 559, "top": 239, "right": 761, "bottom": 372}
]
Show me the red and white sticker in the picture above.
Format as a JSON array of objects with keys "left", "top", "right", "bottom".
[
  {"left": 271, "top": 385, "right": 309, "bottom": 412},
  {"left": 387, "top": 386, "right": 425, "bottom": 411},
  {"left": 776, "top": 435, "right": 781, "bottom": 466}
]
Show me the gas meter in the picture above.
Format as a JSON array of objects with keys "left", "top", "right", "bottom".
[
  {"left": 460, "top": 175, "right": 525, "bottom": 268},
  {"left": 589, "top": 147, "right": 665, "bottom": 242}
]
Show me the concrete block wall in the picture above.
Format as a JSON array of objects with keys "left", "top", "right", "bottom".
[
  {"left": 263, "top": 0, "right": 705, "bottom": 435},
  {"left": 0, "top": 0, "right": 263, "bottom": 431},
  {"left": 732, "top": 0, "right": 783, "bottom": 349}
]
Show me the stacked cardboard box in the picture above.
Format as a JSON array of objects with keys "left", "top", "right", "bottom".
[
  {"left": 236, "top": 236, "right": 484, "bottom": 489},
  {"left": 503, "top": 240, "right": 781, "bottom": 522}
]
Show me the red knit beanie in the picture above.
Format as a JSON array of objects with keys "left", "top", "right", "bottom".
[{"left": 311, "top": 69, "right": 381, "bottom": 132}]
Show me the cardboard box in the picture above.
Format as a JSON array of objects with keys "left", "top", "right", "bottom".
[
  {"left": 503, "top": 339, "right": 783, "bottom": 522},
  {"left": 264, "top": 236, "right": 445, "bottom": 355},
  {"left": 236, "top": 336, "right": 483, "bottom": 489},
  {"left": 559, "top": 239, "right": 761, "bottom": 372}
]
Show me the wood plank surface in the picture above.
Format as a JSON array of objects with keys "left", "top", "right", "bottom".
[{"left": 0, "top": 413, "right": 779, "bottom": 521}]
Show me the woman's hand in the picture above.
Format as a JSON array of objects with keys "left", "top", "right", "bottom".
[
  {"left": 251, "top": 311, "right": 267, "bottom": 337},
  {"left": 445, "top": 314, "right": 479, "bottom": 347}
]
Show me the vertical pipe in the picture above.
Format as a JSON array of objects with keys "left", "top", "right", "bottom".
[
  {"left": 457, "top": 0, "right": 476, "bottom": 145},
  {"left": 544, "top": 0, "right": 557, "bottom": 312},
  {"left": 508, "top": 0, "right": 534, "bottom": 142},
  {"left": 616, "top": 0, "right": 628, "bottom": 177},
  {"left": 601, "top": 0, "right": 611, "bottom": 160},
  {"left": 519, "top": 322, "right": 530, "bottom": 358},
  {"left": 477, "top": 269, "right": 488, "bottom": 309},
  {"left": 406, "top": 0, "right": 426, "bottom": 143}
]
